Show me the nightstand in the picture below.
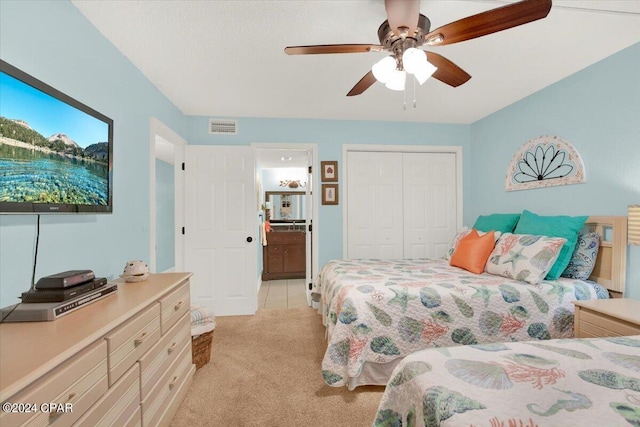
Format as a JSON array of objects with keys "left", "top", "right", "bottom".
[{"left": 573, "top": 299, "right": 640, "bottom": 338}]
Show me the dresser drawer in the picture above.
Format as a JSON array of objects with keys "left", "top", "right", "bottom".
[
  {"left": 73, "top": 363, "right": 140, "bottom": 427},
  {"left": 122, "top": 406, "right": 142, "bottom": 427},
  {"left": 1, "top": 340, "right": 108, "bottom": 427},
  {"left": 105, "top": 303, "right": 161, "bottom": 386},
  {"left": 580, "top": 309, "right": 640, "bottom": 337},
  {"left": 154, "top": 364, "right": 195, "bottom": 427},
  {"left": 138, "top": 312, "right": 191, "bottom": 401},
  {"left": 159, "top": 282, "right": 190, "bottom": 335},
  {"left": 141, "top": 342, "right": 192, "bottom": 426}
]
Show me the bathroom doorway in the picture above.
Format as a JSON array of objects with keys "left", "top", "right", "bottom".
[{"left": 254, "top": 144, "right": 318, "bottom": 308}]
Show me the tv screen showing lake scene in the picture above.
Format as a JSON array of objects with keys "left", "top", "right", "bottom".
[{"left": 0, "top": 60, "right": 113, "bottom": 213}]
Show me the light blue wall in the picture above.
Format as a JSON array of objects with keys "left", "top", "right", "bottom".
[
  {"left": 469, "top": 43, "right": 640, "bottom": 299},
  {"left": 0, "top": 1, "right": 189, "bottom": 305},
  {"left": 185, "top": 117, "right": 472, "bottom": 267},
  {"left": 156, "top": 159, "right": 175, "bottom": 272}
]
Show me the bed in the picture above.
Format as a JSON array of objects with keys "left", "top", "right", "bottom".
[
  {"left": 317, "top": 216, "right": 628, "bottom": 389},
  {"left": 372, "top": 334, "right": 640, "bottom": 427}
]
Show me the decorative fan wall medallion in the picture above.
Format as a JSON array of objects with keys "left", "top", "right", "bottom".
[{"left": 505, "top": 135, "right": 586, "bottom": 192}]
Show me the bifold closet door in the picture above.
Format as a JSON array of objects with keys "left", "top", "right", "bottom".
[
  {"left": 403, "top": 152, "right": 457, "bottom": 259},
  {"left": 347, "top": 151, "right": 403, "bottom": 259},
  {"left": 347, "top": 150, "right": 458, "bottom": 260}
]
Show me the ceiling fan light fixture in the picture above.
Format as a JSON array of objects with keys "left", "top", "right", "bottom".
[
  {"left": 372, "top": 56, "right": 396, "bottom": 84},
  {"left": 385, "top": 70, "right": 406, "bottom": 91},
  {"left": 414, "top": 60, "right": 438, "bottom": 85},
  {"left": 401, "top": 48, "right": 425, "bottom": 74}
]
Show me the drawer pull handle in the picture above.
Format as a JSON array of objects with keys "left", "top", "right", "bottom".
[
  {"left": 134, "top": 332, "right": 148, "bottom": 346},
  {"left": 49, "top": 393, "right": 76, "bottom": 420},
  {"left": 169, "top": 375, "right": 178, "bottom": 390},
  {"left": 174, "top": 300, "right": 184, "bottom": 311},
  {"left": 167, "top": 342, "right": 177, "bottom": 354}
]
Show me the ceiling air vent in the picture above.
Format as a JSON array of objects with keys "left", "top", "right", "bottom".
[{"left": 208, "top": 118, "right": 237, "bottom": 135}]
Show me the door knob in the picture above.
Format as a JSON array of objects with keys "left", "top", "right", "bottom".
[{"left": 246, "top": 236, "right": 253, "bottom": 242}]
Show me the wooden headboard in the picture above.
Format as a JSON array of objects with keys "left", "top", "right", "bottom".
[{"left": 584, "top": 216, "right": 628, "bottom": 296}]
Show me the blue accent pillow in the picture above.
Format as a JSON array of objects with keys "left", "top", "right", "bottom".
[
  {"left": 473, "top": 213, "right": 521, "bottom": 233},
  {"left": 513, "top": 210, "right": 588, "bottom": 280},
  {"left": 561, "top": 232, "right": 600, "bottom": 280}
]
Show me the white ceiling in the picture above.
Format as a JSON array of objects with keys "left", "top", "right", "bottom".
[{"left": 72, "top": 0, "right": 640, "bottom": 124}]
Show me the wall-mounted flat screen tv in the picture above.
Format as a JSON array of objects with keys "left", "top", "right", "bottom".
[{"left": 0, "top": 59, "right": 113, "bottom": 213}]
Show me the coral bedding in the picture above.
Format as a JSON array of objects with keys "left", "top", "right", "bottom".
[
  {"left": 373, "top": 335, "right": 640, "bottom": 427},
  {"left": 317, "top": 258, "right": 608, "bottom": 388}
]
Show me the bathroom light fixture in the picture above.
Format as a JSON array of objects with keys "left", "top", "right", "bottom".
[{"left": 279, "top": 180, "right": 306, "bottom": 189}]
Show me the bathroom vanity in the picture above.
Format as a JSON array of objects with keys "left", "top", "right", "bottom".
[{"left": 262, "top": 228, "right": 306, "bottom": 280}]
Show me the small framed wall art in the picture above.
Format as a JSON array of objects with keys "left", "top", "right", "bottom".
[
  {"left": 322, "top": 184, "right": 339, "bottom": 205},
  {"left": 321, "top": 161, "right": 338, "bottom": 182}
]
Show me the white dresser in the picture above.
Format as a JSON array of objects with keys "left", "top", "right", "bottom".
[{"left": 0, "top": 273, "right": 194, "bottom": 427}]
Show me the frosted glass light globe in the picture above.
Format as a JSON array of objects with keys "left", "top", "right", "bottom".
[
  {"left": 402, "top": 48, "right": 426, "bottom": 75},
  {"left": 385, "top": 70, "right": 406, "bottom": 91},
  {"left": 372, "top": 56, "right": 396, "bottom": 84}
]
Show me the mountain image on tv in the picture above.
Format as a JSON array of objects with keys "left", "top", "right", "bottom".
[
  {"left": 0, "top": 117, "right": 109, "bottom": 205},
  {"left": 1, "top": 118, "right": 108, "bottom": 160},
  {"left": 0, "top": 67, "right": 111, "bottom": 208}
]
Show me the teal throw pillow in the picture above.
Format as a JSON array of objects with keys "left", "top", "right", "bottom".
[
  {"left": 513, "top": 210, "right": 588, "bottom": 280},
  {"left": 473, "top": 213, "right": 521, "bottom": 233}
]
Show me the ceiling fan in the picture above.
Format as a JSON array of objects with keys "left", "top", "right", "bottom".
[{"left": 284, "top": 0, "right": 552, "bottom": 96}]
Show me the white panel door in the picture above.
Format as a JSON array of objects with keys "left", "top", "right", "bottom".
[
  {"left": 403, "top": 152, "right": 457, "bottom": 259},
  {"left": 347, "top": 151, "right": 403, "bottom": 259},
  {"left": 184, "top": 145, "right": 257, "bottom": 316}
]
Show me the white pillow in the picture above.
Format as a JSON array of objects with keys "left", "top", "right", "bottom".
[{"left": 485, "top": 233, "right": 566, "bottom": 284}]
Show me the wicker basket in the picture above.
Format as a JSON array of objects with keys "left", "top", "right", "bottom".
[{"left": 191, "top": 330, "right": 214, "bottom": 370}]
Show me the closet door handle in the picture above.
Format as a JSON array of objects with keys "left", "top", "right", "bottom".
[{"left": 246, "top": 236, "right": 253, "bottom": 242}]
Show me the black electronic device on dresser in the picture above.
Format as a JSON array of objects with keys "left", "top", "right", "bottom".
[
  {"left": 20, "top": 270, "right": 106, "bottom": 303},
  {"left": 21, "top": 277, "right": 107, "bottom": 303},
  {"left": 35, "top": 269, "right": 96, "bottom": 289},
  {"left": 0, "top": 270, "right": 118, "bottom": 322}
]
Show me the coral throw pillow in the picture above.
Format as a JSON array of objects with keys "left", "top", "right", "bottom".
[{"left": 450, "top": 229, "right": 496, "bottom": 274}]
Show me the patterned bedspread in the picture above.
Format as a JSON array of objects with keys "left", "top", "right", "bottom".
[
  {"left": 317, "top": 258, "right": 608, "bottom": 388},
  {"left": 373, "top": 335, "right": 640, "bottom": 427}
]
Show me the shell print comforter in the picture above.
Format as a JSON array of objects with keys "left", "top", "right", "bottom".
[
  {"left": 317, "top": 258, "right": 608, "bottom": 388},
  {"left": 373, "top": 335, "right": 640, "bottom": 427}
]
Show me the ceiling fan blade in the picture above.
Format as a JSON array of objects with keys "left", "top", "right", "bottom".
[
  {"left": 284, "top": 44, "right": 383, "bottom": 55},
  {"left": 424, "top": 52, "right": 471, "bottom": 87},
  {"left": 347, "top": 71, "right": 377, "bottom": 96},
  {"left": 424, "top": 0, "right": 552, "bottom": 46},
  {"left": 385, "top": 0, "right": 420, "bottom": 35}
]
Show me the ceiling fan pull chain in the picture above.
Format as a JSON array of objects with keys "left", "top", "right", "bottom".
[
  {"left": 403, "top": 84, "right": 407, "bottom": 110},
  {"left": 413, "top": 76, "right": 417, "bottom": 108}
]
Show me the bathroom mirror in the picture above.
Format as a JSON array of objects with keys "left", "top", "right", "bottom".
[{"left": 265, "top": 191, "right": 306, "bottom": 222}]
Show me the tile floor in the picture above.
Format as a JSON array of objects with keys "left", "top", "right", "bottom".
[{"left": 258, "top": 278, "right": 309, "bottom": 309}]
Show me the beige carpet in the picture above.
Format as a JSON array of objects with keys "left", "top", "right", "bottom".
[{"left": 171, "top": 307, "right": 385, "bottom": 427}]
